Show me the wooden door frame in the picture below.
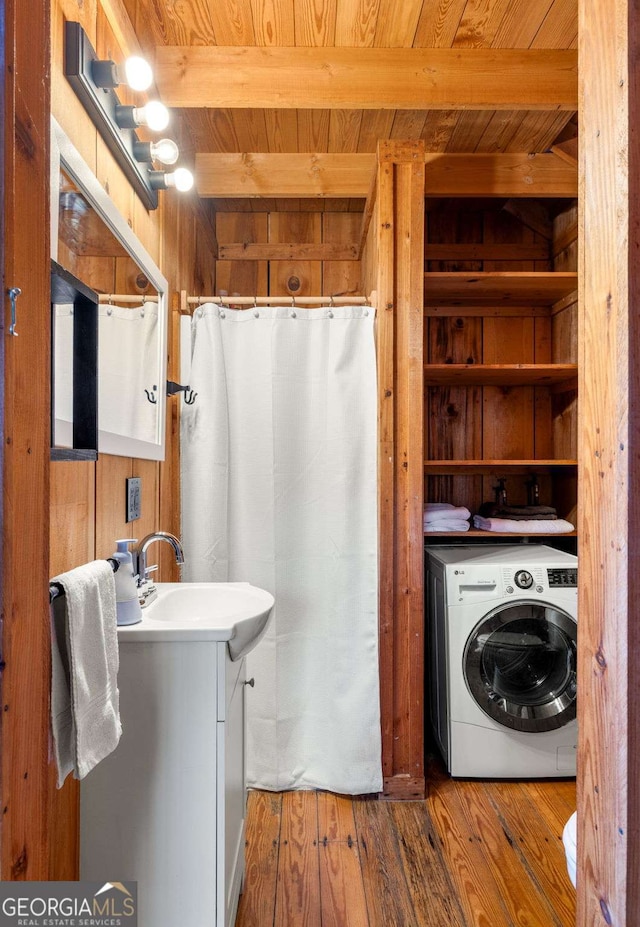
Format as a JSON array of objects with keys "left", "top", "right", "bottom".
[{"left": 0, "top": 0, "right": 51, "bottom": 879}]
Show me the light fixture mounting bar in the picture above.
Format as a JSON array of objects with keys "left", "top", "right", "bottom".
[{"left": 64, "top": 21, "right": 158, "bottom": 210}]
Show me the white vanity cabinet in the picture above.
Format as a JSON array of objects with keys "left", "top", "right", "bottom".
[{"left": 81, "top": 638, "right": 248, "bottom": 927}]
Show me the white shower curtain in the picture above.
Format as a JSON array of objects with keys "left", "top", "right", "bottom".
[{"left": 181, "top": 303, "right": 382, "bottom": 794}]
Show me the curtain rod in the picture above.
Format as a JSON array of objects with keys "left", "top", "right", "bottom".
[
  {"left": 186, "top": 295, "right": 371, "bottom": 307},
  {"left": 98, "top": 294, "right": 159, "bottom": 305}
]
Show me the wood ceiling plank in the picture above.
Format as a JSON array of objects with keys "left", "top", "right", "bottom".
[
  {"left": 473, "top": 109, "right": 525, "bottom": 151},
  {"left": 209, "top": 0, "right": 256, "bottom": 43},
  {"left": 155, "top": 47, "right": 578, "bottom": 110},
  {"left": 264, "top": 109, "right": 299, "bottom": 151},
  {"left": 453, "top": 0, "right": 512, "bottom": 47},
  {"left": 491, "top": 0, "right": 555, "bottom": 47},
  {"left": 356, "top": 111, "right": 396, "bottom": 152},
  {"left": 413, "top": 0, "right": 468, "bottom": 46},
  {"left": 334, "top": 0, "right": 380, "bottom": 46},
  {"left": 250, "top": 0, "right": 295, "bottom": 44},
  {"left": 328, "top": 111, "right": 364, "bottom": 152},
  {"left": 297, "top": 110, "right": 331, "bottom": 150},
  {"left": 445, "top": 111, "right": 495, "bottom": 151},
  {"left": 373, "top": 0, "right": 424, "bottom": 46},
  {"left": 422, "top": 110, "right": 464, "bottom": 151},
  {"left": 504, "top": 110, "right": 575, "bottom": 152},
  {"left": 424, "top": 152, "right": 577, "bottom": 196},
  {"left": 294, "top": 0, "right": 337, "bottom": 45},
  {"left": 530, "top": 0, "right": 577, "bottom": 48},
  {"left": 390, "top": 110, "right": 428, "bottom": 140},
  {"left": 196, "top": 153, "right": 375, "bottom": 197}
]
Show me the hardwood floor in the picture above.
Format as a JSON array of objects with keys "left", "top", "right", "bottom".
[{"left": 236, "top": 757, "right": 576, "bottom": 927}]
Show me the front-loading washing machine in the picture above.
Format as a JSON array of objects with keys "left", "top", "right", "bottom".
[{"left": 426, "top": 544, "right": 577, "bottom": 778}]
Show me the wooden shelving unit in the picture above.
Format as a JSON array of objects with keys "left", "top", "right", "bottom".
[
  {"left": 424, "top": 363, "right": 577, "bottom": 388},
  {"left": 424, "top": 271, "right": 578, "bottom": 306},
  {"left": 424, "top": 529, "right": 578, "bottom": 538},
  {"left": 424, "top": 237, "right": 579, "bottom": 537}
]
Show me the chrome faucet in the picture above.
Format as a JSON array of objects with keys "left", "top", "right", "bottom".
[{"left": 136, "top": 532, "right": 185, "bottom": 602}]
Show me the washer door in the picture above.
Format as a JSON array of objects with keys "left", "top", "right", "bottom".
[{"left": 463, "top": 601, "right": 577, "bottom": 733}]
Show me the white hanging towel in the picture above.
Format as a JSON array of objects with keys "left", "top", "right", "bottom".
[
  {"left": 181, "top": 303, "right": 382, "bottom": 794},
  {"left": 50, "top": 561, "right": 121, "bottom": 788}
]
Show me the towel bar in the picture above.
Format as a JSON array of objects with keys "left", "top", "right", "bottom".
[{"left": 49, "top": 558, "right": 119, "bottom": 604}]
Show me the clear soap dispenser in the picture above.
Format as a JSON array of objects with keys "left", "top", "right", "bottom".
[{"left": 112, "top": 538, "right": 142, "bottom": 626}]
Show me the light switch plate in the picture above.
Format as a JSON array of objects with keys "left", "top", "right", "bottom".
[{"left": 126, "top": 477, "right": 141, "bottom": 522}]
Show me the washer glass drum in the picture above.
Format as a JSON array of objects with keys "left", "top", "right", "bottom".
[{"left": 463, "top": 601, "right": 577, "bottom": 733}]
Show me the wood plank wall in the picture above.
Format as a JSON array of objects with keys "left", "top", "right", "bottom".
[
  {"left": 47, "top": 0, "right": 215, "bottom": 879},
  {"left": 578, "top": 0, "right": 640, "bottom": 920},
  {"left": 214, "top": 212, "right": 361, "bottom": 299}
]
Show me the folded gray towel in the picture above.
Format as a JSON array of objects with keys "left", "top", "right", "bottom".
[{"left": 50, "top": 561, "right": 121, "bottom": 788}]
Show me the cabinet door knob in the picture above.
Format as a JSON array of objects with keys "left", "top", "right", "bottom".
[{"left": 244, "top": 677, "right": 255, "bottom": 687}]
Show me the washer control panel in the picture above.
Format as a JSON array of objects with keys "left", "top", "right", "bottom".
[
  {"left": 547, "top": 568, "right": 578, "bottom": 588},
  {"left": 514, "top": 569, "right": 534, "bottom": 589}
]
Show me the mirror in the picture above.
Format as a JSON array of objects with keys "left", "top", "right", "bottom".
[{"left": 51, "top": 117, "right": 168, "bottom": 460}]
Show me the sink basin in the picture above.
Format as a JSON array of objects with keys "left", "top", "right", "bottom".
[{"left": 117, "top": 582, "right": 274, "bottom": 660}]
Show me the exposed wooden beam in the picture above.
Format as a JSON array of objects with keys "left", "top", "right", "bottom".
[
  {"left": 425, "top": 153, "right": 577, "bottom": 197},
  {"left": 155, "top": 47, "right": 577, "bottom": 111},
  {"left": 196, "top": 153, "right": 376, "bottom": 198},
  {"left": 197, "top": 153, "right": 576, "bottom": 199},
  {"left": 358, "top": 162, "right": 379, "bottom": 259},
  {"left": 217, "top": 242, "right": 358, "bottom": 260}
]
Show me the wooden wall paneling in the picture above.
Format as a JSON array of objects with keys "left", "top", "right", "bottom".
[
  {"left": 269, "top": 261, "right": 322, "bottom": 298},
  {"left": 94, "top": 455, "right": 134, "bottom": 558},
  {"left": 533, "top": 314, "right": 553, "bottom": 461},
  {"left": 158, "top": 300, "right": 183, "bottom": 583},
  {"left": 1, "top": 0, "right": 51, "bottom": 880},
  {"left": 51, "top": 0, "right": 98, "bottom": 170},
  {"left": 132, "top": 458, "right": 160, "bottom": 542},
  {"left": 216, "top": 261, "right": 269, "bottom": 297},
  {"left": 50, "top": 462, "right": 96, "bottom": 575},
  {"left": 322, "top": 212, "right": 361, "bottom": 296},
  {"left": 482, "top": 317, "right": 535, "bottom": 463},
  {"left": 578, "top": 0, "right": 640, "bottom": 919}
]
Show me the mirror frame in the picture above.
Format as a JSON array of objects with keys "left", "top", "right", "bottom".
[{"left": 51, "top": 116, "right": 169, "bottom": 461}]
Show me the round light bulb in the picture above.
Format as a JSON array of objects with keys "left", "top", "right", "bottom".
[
  {"left": 150, "top": 138, "right": 180, "bottom": 165},
  {"left": 123, "top": 56, "right": 153, "bottom": 92},
  {"left": 172, "top": 167, "right": 194, "bottom": 192},
  {"left": 135, "top": 101, "right": 170, "bottom": 131}
]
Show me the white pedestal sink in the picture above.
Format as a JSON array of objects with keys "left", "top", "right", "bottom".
[
  {"left": 119, "top": 581, "right": 274, "bottom": 659},
  {"left": 81, "top": 581, "right": 274, "bottom": 927}
]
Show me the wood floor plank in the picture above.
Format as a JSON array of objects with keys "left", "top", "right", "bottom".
[
  {"left": 317, "top": 792, "right": 370, "bottom": 927},
  {"left": 352, "top": 799, "right": 419, "bottom": 927},
  {"left": 484, "top": 780, "right": 577, "bottom": 926},
  {"left": 318, "top": 791, "right": 358, "bottom": 842},
  {"left": 521, "top": 779, "right": 576, "bottom": 838},
  {"left": 452, "top": 778, "right": 564, "bottom": 927},
  {"left": 427, "top": 771, "right": 514, "bottom": 927},
  {"left": 389, "top": 801, "right": 466, "bottom": 927},
  {"left": 274, "top": 791, "right": 321, "bottom": 927},
  {"left": 236, "top": 790, "right": 282, "bottom": 927}
]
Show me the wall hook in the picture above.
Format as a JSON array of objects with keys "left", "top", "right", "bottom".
[
  {"left": 166, "top": 380, "right": 198, "bottom": 405},
  {"left": 145, "top": 385, "right": 158, "bottom": 404}
]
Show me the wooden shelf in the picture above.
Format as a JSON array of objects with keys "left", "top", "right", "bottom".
[
  {"left": 424, "top": 271, "right": 578, "bottom": 306},
  {"left": 424, "top": 363, "right": 578, "bottom": 387},
  {"left": 424, "top": 529, "right": 577, "bottom": 538},
  {"left": 424, "top": 459, "right": 577, "bottom": 474}
]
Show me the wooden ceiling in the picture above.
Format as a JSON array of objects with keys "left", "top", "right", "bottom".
[{"left": 121, "top": 0, "right": 578, "bottom": 210}]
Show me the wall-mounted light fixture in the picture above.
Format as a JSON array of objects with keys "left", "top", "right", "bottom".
[{"left": 64, "top": 22, "right": 194, "bottom": 210}]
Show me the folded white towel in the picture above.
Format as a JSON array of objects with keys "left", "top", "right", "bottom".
[
  {"left": 472, "top": 516, "right": 575, "bottom": 534},
  {"left": 424, "top": 503, "right": 471, "bottom": 522},
  {"left": 425, "top": 520, "right": 470, "bottom": 532},
  {"left": 50, "top": 561, "right": 121, "bottom": 788}
]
